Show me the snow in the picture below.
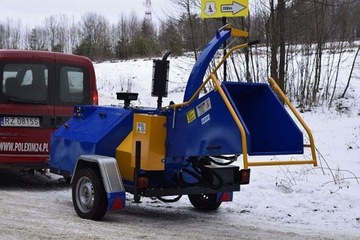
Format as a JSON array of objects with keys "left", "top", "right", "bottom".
[{"left": 0, "top": 49, "right": 359, "bottom": 239}]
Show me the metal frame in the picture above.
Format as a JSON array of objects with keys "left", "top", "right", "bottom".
[{"left": 164, "top": 39, "right": 317, "bottom": 169}]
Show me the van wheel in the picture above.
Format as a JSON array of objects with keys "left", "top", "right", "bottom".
[
  {"left": 72, "top": 167, "right": 107, "bottom": 220},
  {"left": 188, "top": 193, "right": 221, "bottom": 211}
]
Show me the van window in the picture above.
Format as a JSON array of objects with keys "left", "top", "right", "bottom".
[
  {"left": 60, "top": 66, "right": 85, "bottom": 103},
  {"left": 2, "top": 63, "right": 48, "bottom": 102}
]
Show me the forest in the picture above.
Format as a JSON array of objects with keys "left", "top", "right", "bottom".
[{"left": 0, "top": 0, "right": 359, "bottom": 109}]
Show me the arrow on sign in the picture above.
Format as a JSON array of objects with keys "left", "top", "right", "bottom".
[{"left": 221, "top": 2, "right": 246, "bottom": 15}]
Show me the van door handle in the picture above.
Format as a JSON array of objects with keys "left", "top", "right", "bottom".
[
  {"left": 55, "top": 116, "right": 71, "bottom": 128},
  {"left": 49, "top": 116, "right": 71, "bottom": 128}
]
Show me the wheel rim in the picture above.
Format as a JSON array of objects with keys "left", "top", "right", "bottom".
[
  {"left": 189, "top": 193, "right": 221, "bottom": 211},
  {"left": 76, "top": 176, "right": 94, "bottom": 213},
  {"left": 200, "top": 193, "right": 210, "bottom": 200}
]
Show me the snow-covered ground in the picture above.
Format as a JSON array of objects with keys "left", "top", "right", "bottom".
[{"left": 0, "top": 49, "right": 359, "bottom": 239}]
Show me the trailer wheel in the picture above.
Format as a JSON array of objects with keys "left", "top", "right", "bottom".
[
  {"left": 72, "top": 167, "right": 107, "bottom": 220},
  {"left": 188, "top": 193, "right": 221, "bottom": 211}
]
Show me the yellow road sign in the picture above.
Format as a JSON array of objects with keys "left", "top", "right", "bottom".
[{"left": 201, "top": 0, "right": 249, "bottom": 19}]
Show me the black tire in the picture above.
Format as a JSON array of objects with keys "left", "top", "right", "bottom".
[
  {"left": 72, "top": 167, "right": 107, "bottom": 220},
  {"left": 188, "top": 193, "right": 221, "bottom": 211},
  {"left": 64, "top": 177, "right": 71, "bottom": 184}
]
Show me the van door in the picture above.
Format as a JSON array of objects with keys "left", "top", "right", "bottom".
[
  {"left": 0, "top": 62, "right": 55, "bottom": 169},
  {"left": 54, "top": 64, "right": 93, "bottom": 128}
]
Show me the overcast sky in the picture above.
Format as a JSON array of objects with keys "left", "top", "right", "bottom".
[{"left": 0, "top": 0, "right": 169, "bottom": 26}]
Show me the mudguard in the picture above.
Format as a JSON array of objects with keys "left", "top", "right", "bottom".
[{"left": 72, "top": 155, "right": 125, "bottom": 211}]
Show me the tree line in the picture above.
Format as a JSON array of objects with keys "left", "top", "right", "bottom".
[{"left": 0, "top": 0, "right": 359, "bottom": 109}]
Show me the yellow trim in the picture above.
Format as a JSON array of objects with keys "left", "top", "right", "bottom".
[
  {"left": 229, "top": 27, "right": 249, "bottom": 38},
  {"left": 163, "top": 76, "right": 212, "bottom": 110},
  {"left": 163, "top": 42, "right": 251, "bottom": 111},
  {"left": 162, "top": 29, "right": 317, "bottom": 169},
  {"left": 268, "top": 78, "right": 318, "bottom": 167},
  {"left": 247, "top": 160, "right": 317, "bottom": 167},
  {"left": 210, "top": 74, "right": 249, "bottom": 168},
  {"left": 116, "top": 131, "right": 134, "bottom": 181},
  {"left": 231, "top": 28, "right": 249, "bottom": 38},
  {"left": 223, "top": 24, "right": 249, "bottom": 37}
]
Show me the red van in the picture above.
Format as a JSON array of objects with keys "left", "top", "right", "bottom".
[{"left": 0, "top": 50, "right": 98, "bottom": 170}]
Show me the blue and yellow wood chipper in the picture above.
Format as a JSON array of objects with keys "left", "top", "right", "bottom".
[{"left": 49, "top": 25, "right": 317, "bottom": 220}]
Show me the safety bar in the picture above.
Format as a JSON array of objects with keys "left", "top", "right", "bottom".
[
  {"left": 210, "top": 74, "right": 317, "bottom": 169},
  {"left": 164, "top": 39, "right": 317, "bottom": 169},
  {"left": 210, "top": 73, "right": 249, "bottom": 166},
  {"left": 266, "top": 78, "right": 318, "bottom": 167},
  {"left": 163, "top": 42, "right": 252, "bottom": 111}
]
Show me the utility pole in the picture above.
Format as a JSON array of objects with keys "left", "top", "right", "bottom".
[{"left": 144, "top": 0, "right": 152, "bottom": 22}]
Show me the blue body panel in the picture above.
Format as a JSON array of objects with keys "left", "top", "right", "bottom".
[
  {"left": 49, "top": 106, "right": 133, "bottom": 175},
  {"left": 222, "top": 82, "right": 303, "bottom": 155},
  {"left": 166, "top": 90, "right": 250, "bottom": 158},
  {"left": 167, "top": 82, "right": 303, "bottom": 158},
  {"left": 183, "top": 29, "right": 231, "bottom": 102}
]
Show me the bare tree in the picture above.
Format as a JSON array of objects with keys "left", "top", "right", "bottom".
[
  {"left": 341, "top": 45, "right": 360, "bottom": 98},
  {"left": 0, "top": 23, "right": 5, "bottom": 49},
  {"left": 2, "top": 19, "right": 22, "bottom": 49},
  {"left": 68, "top": 18, "right": 79, "bottom": 53},
  {"left": 74, "top": 13, "right": 112, "bottom": 61},
  {"left": 114, "top": 13, "right": 131, "bottom": 59},
  {"left": 28, "top": 27, "right": 47, "bottom": 50},
  {"left": 171, "top": 0, "right": 199, "bottom": 59},
  {"left": 277, "top": 0, "right": 286, "bottom": 92},
  {"left": 158, "top": 19, "right": 183, "bottom": 55},
  {"left": 45, "top": 15, "right": 69, "bottom": 52}
]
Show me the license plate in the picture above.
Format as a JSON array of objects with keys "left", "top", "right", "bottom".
[{"left": 0, "top": 117, "right": 40, "bottom": 127}]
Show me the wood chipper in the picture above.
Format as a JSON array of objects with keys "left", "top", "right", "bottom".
[{"left": 49, "top": 25, "right": 317, "bottom": 220}]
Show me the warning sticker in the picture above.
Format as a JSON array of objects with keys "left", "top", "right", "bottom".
[
  {"left": 186, "top": 109, "right": 196, "bottom": 124},
  {"left": 136, "top": 122, "right": 146, "bottom": 134},
  {"left": 201, "top": 114, "right": 211, "bottom": 125},
  {"left": 196, "top": 98, "right": 212, "bottom": 117}
]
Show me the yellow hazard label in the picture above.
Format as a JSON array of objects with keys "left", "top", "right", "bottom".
[{"left": 186, "top": 109, "right": 196, "bottom": 124}]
